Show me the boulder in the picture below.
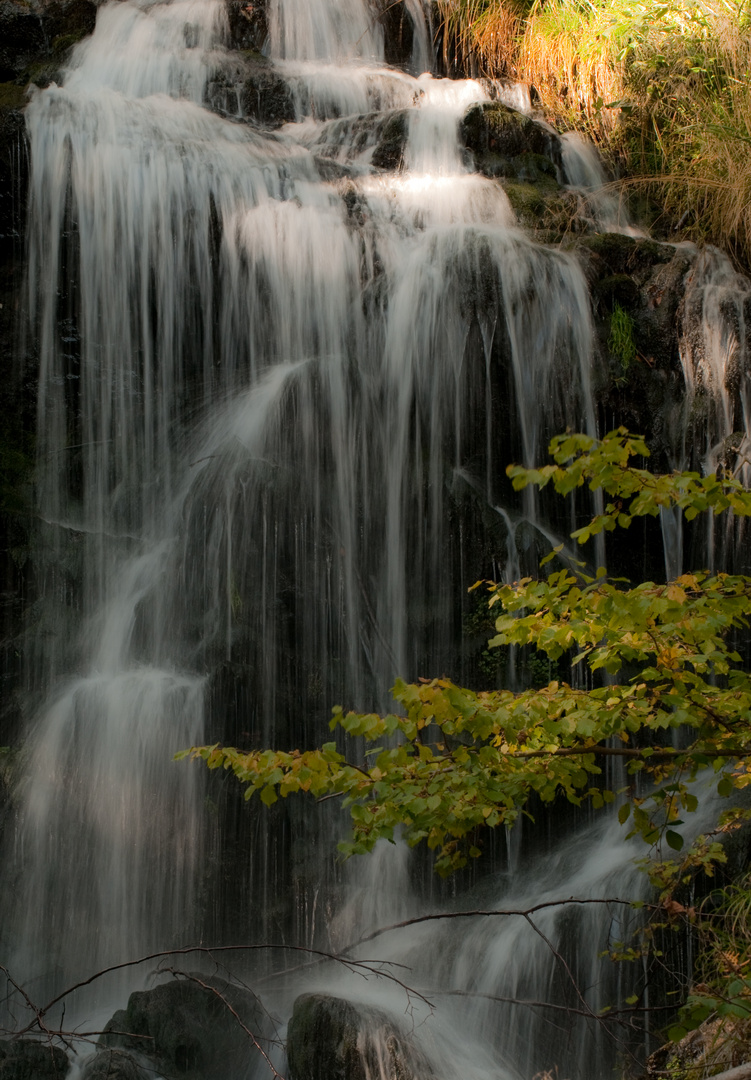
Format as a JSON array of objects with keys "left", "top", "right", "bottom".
[
  {"left": 0, "top": 1040, "right": 69, "bottom": 1080},
  {"left": 98, "top": 975, "right": 276, "bottom": 1080},
  {"left": 286, "top": 993, "right": 435, "bottom": 1080}
]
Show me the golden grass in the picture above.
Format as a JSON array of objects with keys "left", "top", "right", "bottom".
[{"left": 434, "top": 0, "right": 524, "bottom": 76}]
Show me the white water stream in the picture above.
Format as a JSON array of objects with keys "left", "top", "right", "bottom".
[{"left": 2, "top": 0, "right": 750, "bottom": 1077}]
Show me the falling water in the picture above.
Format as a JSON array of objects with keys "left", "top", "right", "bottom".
[{"left": 2, "top": 0, "right": 750, "bottom": 1075}]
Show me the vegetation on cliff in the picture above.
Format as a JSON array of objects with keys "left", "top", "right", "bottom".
[{"left": 435, "top": 0, "right": 751, "bottom": 269}]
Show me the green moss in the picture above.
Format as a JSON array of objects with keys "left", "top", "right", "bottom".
[
  {"left": 502, "top": 180, "right": 549, "bottom": 220},
  {"left": 51, "top": 31, "right": 88, "bottom": 57},
  {"left": 0, "top": 83, "right": 26, "bottom": 111},
  {"left": 608, "top": 301, "right": 637, "bottom": 373},
  {"left": 595, "top": 272, "right": 640, "bottom": 308},
  {"left": 22, "top": 60, "right": 62, "bottom": 88}
]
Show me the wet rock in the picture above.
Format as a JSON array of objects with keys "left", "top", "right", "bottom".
[
  {"left": 99, "top": 976, "right": 276, "bottom": 1080},
  {"left": 287, "top": 993, "right": 435, "bottom": 1080},
  {"left": 207, "top": 56, "right": 296, "bottom": 127},
  {"left": 461, "top": 101, "right": 563, "bottom": 181},
  {"left": 0, "top": 1040, "right": 69, "bottom": 1080},
  {"left": 237, "top": 59, "right": 296, "bottom": 126},
  {"left": 371, "top": 109, "right": 408, "bottom": 170}
]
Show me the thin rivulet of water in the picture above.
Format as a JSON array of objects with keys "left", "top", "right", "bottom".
[{"left": 2, "top": 0, "right": 750, "bottom": 1076}]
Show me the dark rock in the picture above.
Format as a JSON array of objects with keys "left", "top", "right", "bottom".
[
  {"left": 0, "top": 0, "right": 96, "bottom": 84},
  {"left": 286, "top": 993, "right": 435, "bottom": 1080},
  {"left": 225, "top": 0, "right": 268, "bottom": 53},
  {"left": 0, "top": 91, "right": 27, "bottom": 244},
  {"left": 461, "top": 101, "right": 563, "bottom": 181},
  {"left": 0, "top": 1040, "right": 69, "bottom": 1080},
  {"left": 99, "top": 976, "right": 275, "bottom": 1080}
]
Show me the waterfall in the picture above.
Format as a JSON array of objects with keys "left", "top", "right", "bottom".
[{"left": 2, "top": 0, "right": 748, "bottom": 1076}]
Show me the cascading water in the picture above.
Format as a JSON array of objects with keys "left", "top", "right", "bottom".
[{"left": 2, "top": 0, "right": 751, "bottom": 1076}]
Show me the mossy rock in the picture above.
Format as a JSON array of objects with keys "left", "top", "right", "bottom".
[
  {"left": 0, "top": 0, "right": 95, "bottom": 82},
  {"left": 501, "top": 180, "right": 578, "bottom": 236},
  {"left": 461, "top": 101, "right": 562, "bottom": 180},
  {"left": 574, "top": 232, "right": 674, "bottom": 276},
  {"left": 287, "top": 994, "right": 435, "bottom": 1080},
  {"left": 593, "top": 272, "right": 641, "bottom": 309}
]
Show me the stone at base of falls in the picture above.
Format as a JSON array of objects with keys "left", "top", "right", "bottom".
[
  {"left": 0, "top": 1040, "right": 69, "bottom": 1080},
  {"left": 96, "top": 976, "right": 275, "bottom": 1080},
  {"left": 461, "top": 102, "right": 563, "bottom": 182},
  {"left": 286, "top": 993, "right": 435, "bottom": 1080}
]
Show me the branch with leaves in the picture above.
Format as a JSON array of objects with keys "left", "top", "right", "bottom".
[{"left": 180, "top": 429, "right": 751, "bottom": 881}]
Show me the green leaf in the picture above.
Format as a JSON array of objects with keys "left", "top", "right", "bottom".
[
  {"left": 665, "top": 830, "right": 684, "bottom": 852},
  {"left": 718, "top": 776, "right": 734, "bottom": 797}
]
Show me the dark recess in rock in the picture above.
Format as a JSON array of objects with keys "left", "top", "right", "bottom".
[{"left": 380, "top": 0, "right": 415, "bottom": 68}]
